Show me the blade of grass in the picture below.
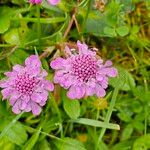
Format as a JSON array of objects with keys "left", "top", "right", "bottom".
[
  {"left": 96, "top": 87, "right": 119, "bottom": 149},
  {"left": 71, "top": 118, "right": 120, "bottom": 130},
  {"left": 11, "top": 17, "right": 66, "bottom": 23}
]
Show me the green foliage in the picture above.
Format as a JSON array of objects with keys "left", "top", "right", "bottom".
[
  {"left": 63, "top": 91, "right": 80, "bottom": 119},
  {"left": 0, "top": 0, "right": 150, "bottom": 150},
  {"left": 54, "top": 137, "right": 86, "bottom": 150}
]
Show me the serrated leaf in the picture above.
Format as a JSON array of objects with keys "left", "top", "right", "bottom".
[
  {"left": 116, "top": 26, "right": 129, "bottom": 36},
  {"left": 63, "top": 91, "right": 80, "bottom": 119}
]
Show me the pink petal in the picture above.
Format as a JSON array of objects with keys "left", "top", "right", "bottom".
[
  {"left": 0, "top": 80, "right": 14, "bottom": 88},
  {"left": 25, "top": 55, "right": 41, "bottom": 69},
  {"left": 12, "top": 100, "right": 21, "bottom": 114},
  {"left": 96, "top": 85, "right": 106, "bottom": 97},
  {"left": 67, "top": 85, "right": 85, "bottom": 99},
  {"left": 43, "top": 80, "right": 54, "bottom": 91},
  {"left": 13, "top": 65, "right": 24, "bottom": 73},
  {"left": 9, "top": 92, "right": 21, "bottom": 106},
  {"left": 40, "top": 70, "right": 48, "bottom": 78},
  {"left": 25, "top": 66, "right": 40, "bottom": 77},
  {"left": 64, "top": 46, "right": 72, "bottom": 56},
  {"left": 99, "top": 77, "right": 108, "bottom": 89},
  {"left": 24, "top": 102, "right": 32, "bottom": 112},
  {"left": 77, "top": 40, "right": 88, "bottom": 55},
  {"left": 85, "top": 86, "right": 95, "bottom": 96},
  {"left": 50, "top": 57, "right": 66, "bottom": 70},
  {"left": 35, "top": 0, "right": 42, "bottom": 4},
  {"left": 104, "top": 60, "right": 113, "bottom": 67},
  {"left": 4, "top": 71, "right": 17, "bottom": 78},
  {"left": 31, "top": 102, "right": 42, "bottom": 116},
  {"left": 47, "top": 0, "right": 60, "bottom": 5},
  {"left": 1, "top": 88, "right": 13, "bottom": 100},
  {"left": 31, "top": 91, "right": 48, "bottom": 103},
  {"left": 107, "top": 68, "right": 118, "bottom": 77}
]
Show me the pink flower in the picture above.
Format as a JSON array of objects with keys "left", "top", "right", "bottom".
[
  {"left": 0, "top": 55, "right": 54, "bottom": 116},
  {"left": 50, "top": 41, "right": 118, "bottom": 100},
  {"left": 29, "top": 0, "right": 60, "bottom": 5}
]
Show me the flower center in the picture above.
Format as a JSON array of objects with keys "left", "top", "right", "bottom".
[
  {"left": 15, "top": 74, "right": 39, "bottom": 95},
  {"left": 72, "top": 54, "right": 97, "bottom": 82}
]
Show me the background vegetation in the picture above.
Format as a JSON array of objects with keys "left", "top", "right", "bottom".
[{"left": 0, "top": 0, "right": 150, "bottom": 149}]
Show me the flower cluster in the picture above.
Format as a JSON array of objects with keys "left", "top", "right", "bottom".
[
  {"left": 0, "top": 55, "right": 54, "bottom": 115},
  {"left": 50, "top": 41, "right": 118, "bottom": 99},
  {"left": 29, "top": 0, "right": 60, "bottom": 5},
  {"left": 0, "top": 41, "right": 118, "bottom": 116}
]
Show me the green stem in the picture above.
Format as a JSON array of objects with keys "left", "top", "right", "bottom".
[
  {"left": 96, "top": 88, "right": 119, "bottom": 149},
  {"left": 50, "top": 93, "right": 63, "bottom": 137},
  {"left": 11, "top": 17, "right": 65, "bottom": 23},
  {"left": 37, "top": 5, "right": 41, "bottom": 45},
  {"left": 81, "top": 0, "right": 92, "bottom": 31}
]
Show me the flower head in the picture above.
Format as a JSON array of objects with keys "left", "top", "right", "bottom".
[
  {"left": 0, "top": 55, "right": 54, "bottom": 115},
  {"left": 50, "top": 41, "right": 118, "bottom": 99},
  {"left": 29, "top": 0, "right": 60, "bottom": 5}
]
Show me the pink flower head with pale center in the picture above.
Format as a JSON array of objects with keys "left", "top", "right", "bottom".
[
  {"left": 50, "top": 41, "right": 118, "bottom": 100},
  {"left": 29, "top": 0, "right": 60, "bottom": 5},
  {"left": 0, "top": 55, "right": 54, "bottom": 116}
]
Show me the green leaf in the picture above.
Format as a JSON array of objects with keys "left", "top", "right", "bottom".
[
  {"left": 133, "top": 121, "right": 144, "bottom": 131},
  {"left": 112, "top": 140, "right": 133, "bottom": 150},
  {"left": 34, "top": 139, "right": 51, "bottom": 150},
  {"left": 0, "top": 113, "right": 27, "bottom": 146},
  {"left": 54, "top": 137, "right": 86, "bottom": 150},
  {"left": 0, "top": 137, "right": 15, "bottom": 150},
  {"left": 9, "top": 48, "right": 29, "bottom": 65},
  {"left": 63, "top": 91, "right": 80, "bottom": 119},
  {"left": 0, "top": 113, "right": 23, "bottom": 141},
  {"left": 22, "top": 127, "right": 41, "bottom": 150},
  {"left": 71, "top": 118, "right": 120, "bottom": 130},
  {"left": 0, "top": 7, "right": 13, "bottom": 33},
  {"left": 116, "top": 26, "right": 129, "bottom": 36},
  {"left": 133, "top": 134, "right": 150, "bottom": 150},
  {"left": 109, "top": 67, "right": 136, "bottom": 91},
  {"left": 104, "top": 27, "right": 117, "bottom": 37},
  {"left": 3, "top": 29, "right": 20, "bottom": 45},
  {"left": 121, "top": 124, "right": 133, "bottom": 141},
  {"left": 5, "top": 122, "right": 28, "bottom": 146}
]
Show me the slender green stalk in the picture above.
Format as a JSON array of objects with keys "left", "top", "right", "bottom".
[
  {"left": 50, "top": 93, "right": 63, "bottom": 137},
  {"left": 11, "top": 17, "right": 65, "bottom": 23},
  {"left": 37, "top": 5, "right": 41, "bottom": 45},
  {"left": 82, "top": 0, "right": 92, "bottom": 31},
  {"left": 0, "top": 112, "right": 23, "bottom": 139},
  {"left": 96, "top": 88, "right": 119, "bottom": 149}
]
